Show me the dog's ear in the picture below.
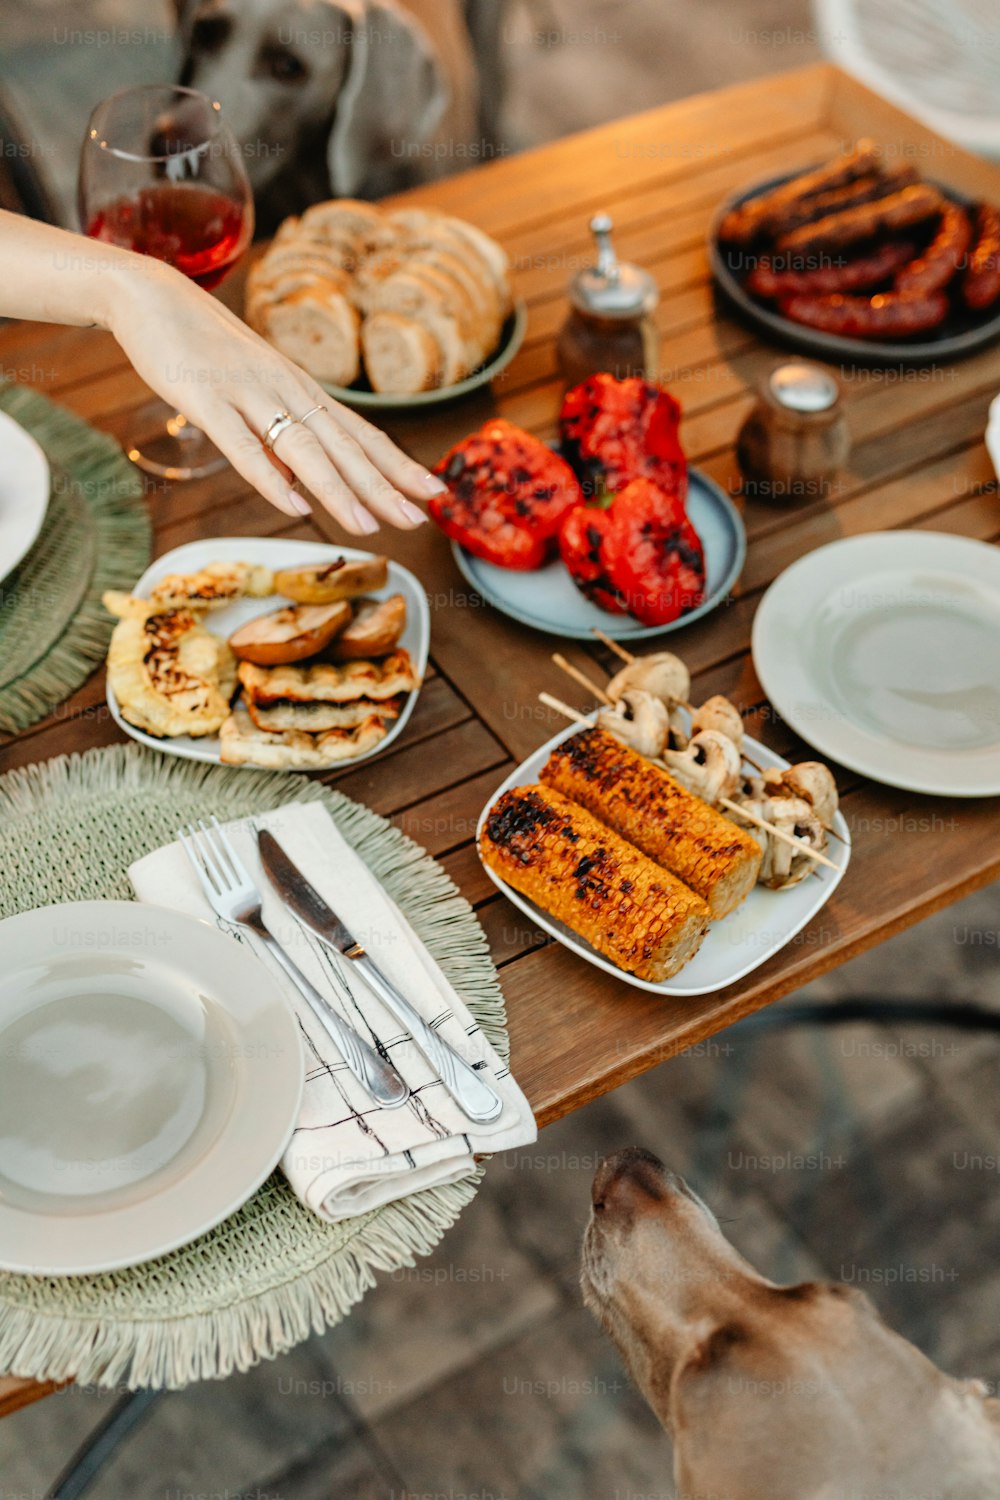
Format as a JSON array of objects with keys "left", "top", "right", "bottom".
[
  {"left": 326, "top": 0, "right": 449, "bottom": 196},
  {"left": 171, "top": 0, "right": 195, "bottom": 34}
]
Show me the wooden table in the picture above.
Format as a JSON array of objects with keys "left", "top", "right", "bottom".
[{"left": 3, "top": 62, "right": 1000, "bottom": 1415}]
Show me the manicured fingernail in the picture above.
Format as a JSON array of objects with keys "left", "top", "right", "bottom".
[
  {"left": 352, "top": 502, "right": 380, "bottom": 534},
  {"left": 399, "top": 499, "right": 427, "bottom": 525},
  {"left": 286, "top": 488, "right": 312, "bottom": 516},
  {"left": 420, "top": 471, "right": 448, "bottom": 496}
]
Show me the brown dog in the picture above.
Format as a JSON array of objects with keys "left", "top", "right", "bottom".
[
  {"left": 177, "top": 0, "right": 481, "bottom": 227},
  {"left": 582, "top": 1148, "right": 1000, "bottom": 1499}
]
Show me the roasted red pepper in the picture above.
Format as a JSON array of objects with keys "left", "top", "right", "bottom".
[
  {"left": 429, "top": 379, "right": 705, "bottom": 625},
  {"left": 430, "top": 418, "right": 583, "bottom": 570},
  {"left": 560, "top": 374, "right": 688, "bottom": 502},
  {"left": 558, "top": 504, "right": 628, "bottom": 614},
  {"left": 602, "top": 478, "right": 706, "bottom": 625}
]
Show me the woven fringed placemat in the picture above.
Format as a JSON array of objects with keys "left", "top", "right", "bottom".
[
  {"left": 0, "top": 745, "right": 506, "bottom": 1390},
  {"left": 0, "top": 382, "right": 150, "bottom": 734}
]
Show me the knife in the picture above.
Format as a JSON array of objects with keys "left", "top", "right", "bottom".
[{"left": 258, "top": 830, "right": 504, "bottom": 1124}]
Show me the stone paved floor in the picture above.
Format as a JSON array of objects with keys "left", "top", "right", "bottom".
[
  {"left": 2, "top": 2, "right": 999, "bottom": 1495},
  {"left": 5, "top": 882, "right": 999, "bottom": 1498}
]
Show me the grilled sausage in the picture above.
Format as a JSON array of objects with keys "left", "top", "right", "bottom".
[
  {"left": 540, "top": 728, "right": 762, "bottom": 919},
  {"left": 748, "top": 239, "right": 916, "bottom": 299},
  {"left": 760, "top": 164, "right": 918, "bottom": 239},
  {"left": 962, "top": 203, "right": 1000, "bottom": 311},
  {"left": 718, "top": 142, "right": 881, "bottom": 246},
  {"left": 775, "top": 184, "right": 945, "bottom": 256},
  {"left": 479, "top": 784, "right": 711, "bottom": 981},
  {"left": 778, "top": 289, "right": 949, "bottom": 338},
  {"left": 894, "top": 203, "right": 971, "bottom": 295}
]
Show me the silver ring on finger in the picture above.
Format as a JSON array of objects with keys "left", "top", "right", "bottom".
[
  {"left": 296, "top": 404, "right": 327, "bottom": 427},
  {"left": 262, "top": 410, "right": 297, "bottom": 452}
]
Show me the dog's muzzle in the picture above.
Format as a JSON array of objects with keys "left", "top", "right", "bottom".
[{"left": 591, "top": 1147, "right": 698, "bottom": 1217}]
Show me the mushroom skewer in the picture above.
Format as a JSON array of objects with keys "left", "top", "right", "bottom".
[
  {"left": 590, "top": 624, "right": 692, "bottom": 711},
  {"left": 544, "top": 688, "right": 672, "bottom": 762},
  {"left": 661, "top": 729, "right": 743, "bottom": 804},
  {"left": 537, "top": 693, "right": 840, "bottom": 875},
  {"left": 761, "top": 762, "right": 840, "bottom": 831},
  {"left": 551, "top": 654, "right": 685, "bottom": 755},
  {"left": 591, "top": 628, "right": 766, "bottom": 773},
  {"left": 592, "top": 629, "right": 695, "bottom": 711},
  {"left": 600, "top": 690, "right": 672, "bottom": 758},
  {"left": 729, "top": 782, "right": 828, "bottom": 888}
]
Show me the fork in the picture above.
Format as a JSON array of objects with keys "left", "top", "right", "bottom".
[{"left": 178, "top": 817, "right": 410, "bottom": 1109}]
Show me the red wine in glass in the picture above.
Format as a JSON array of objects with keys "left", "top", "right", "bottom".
[
  {"left": 79, "top": 85, "right": 254, "bottom": 479},
  {"left": 86, "top": 182, "right": 249, "bottom": 292}
]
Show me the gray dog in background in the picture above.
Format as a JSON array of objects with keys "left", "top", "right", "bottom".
[
  {"left": 583, "top": 1148, "right": 1000, "bottom": 1499},
  {"left": 176, "top": 0, "right": 483, "bottom": 227}
]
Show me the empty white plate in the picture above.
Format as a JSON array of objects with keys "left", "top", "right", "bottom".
[
  {"left": 753, "top": 532, "right": 1000, "bottom": 797},
  {"left": 0, "top": 409, "right": 49, "bottom": 584},
  {"left": 106, "top": 536, "right": 430, "bottom": 772},
  {"left": 0, "top": 902, "right": 304, "bottom": 1275},
  {"left": 476, "top": 715, "right": 850, "bottom": 996}
]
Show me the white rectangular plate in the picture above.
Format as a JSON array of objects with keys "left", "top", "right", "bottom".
[
  {"left": 476, "top": 715, "right": 851, "bottom": 996},
  {"left": 107, "top": 536, "right": 430, "bottom": 772}
]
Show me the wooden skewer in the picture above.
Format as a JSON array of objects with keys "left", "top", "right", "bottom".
[
  {"left": 588, "top": 629, "right": 700, "bottom": 715},
  {"left": 551, "top": 652, "right": 612, "bottom": 706},
  {"left": 592, "top": 627, "right": 634, "bottom": 664},
  {"left": 718, "top": 798, "right": 840, "bottom": 873},
  {"left": 538, "top": 691, "right": 591, "bottom": 724},
  {"left": 537, "top": 693, "right": 840, "bottom": 874}
]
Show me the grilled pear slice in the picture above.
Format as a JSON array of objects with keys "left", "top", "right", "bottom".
[{"left": 228, "top": 601, "right": 351, "bottom": 665}]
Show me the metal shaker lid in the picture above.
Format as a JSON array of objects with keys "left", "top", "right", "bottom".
[
  {"left": 768, "top": 361, "right": 840, "bottom": 414},
  {"left": 569, "top": 213, "right": 659, "bottom": 318}
]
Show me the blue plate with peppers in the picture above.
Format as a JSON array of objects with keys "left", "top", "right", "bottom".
[{"left": 432, "top": 374, "right": 746, "bottom": 641}]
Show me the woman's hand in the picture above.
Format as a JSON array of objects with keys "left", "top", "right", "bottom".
[{"left": 107, "top": 255, "right": 446, "bottom": 532}]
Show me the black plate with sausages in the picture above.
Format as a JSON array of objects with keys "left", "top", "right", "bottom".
[{"left": 709, "top": 169, "right": 1000, "bottom": 366}]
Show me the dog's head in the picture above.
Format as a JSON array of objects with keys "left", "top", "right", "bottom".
[
  {"left": 582, "top": 1148, "right": 745, "bottom": 1413},
  {"left": 176, "top": 0, "right": 448, "bottom": 196},
  {"left": 583, "top": 1150, "right": 892, "bottom": 1430},
  {"left": 584, "top": 1150, "right": 1000, "bottom": 1495}
]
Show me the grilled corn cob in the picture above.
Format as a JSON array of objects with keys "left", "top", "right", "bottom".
[
  {"left": 479, "top": 784, "right": 710, "bottom": 981},
  {"left": 540, "top": 728, "right": 762, "bottom": 919}
]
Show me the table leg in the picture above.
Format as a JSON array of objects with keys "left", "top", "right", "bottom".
[{"left": 46, "top": 1389, "right": 160, "bottom": 1500}]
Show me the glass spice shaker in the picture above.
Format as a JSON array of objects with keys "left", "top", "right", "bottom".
[
  {"left": 557, "top": 213, "right": 660, "bottom": 386},
  {"left": 737, "top": 361, "right": 851, "bottom": 504}
]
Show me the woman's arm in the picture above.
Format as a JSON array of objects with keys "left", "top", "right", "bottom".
[{"left": 0, "top": 209, "right": 445, "bottom": 532}]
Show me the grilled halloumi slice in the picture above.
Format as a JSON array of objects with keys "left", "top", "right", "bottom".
[
  {"left": 146, "top": 561, "right": 274, "bottom": 612},
  {"left": 245, "top": 693, "right": 402, "bottom": 733},
  {"left": 238, "top": 649, "right": 418, "bottom": 706},
  {"left": 219, "top": 705, "right": 388, "bottom": 768},
  {"left": 106, "top": 605, "right": 237, "bottom": 739}
]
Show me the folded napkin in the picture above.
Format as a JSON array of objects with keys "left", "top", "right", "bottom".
[{"left": 129, "top": 801, "right": 536, "bottom": 1220}]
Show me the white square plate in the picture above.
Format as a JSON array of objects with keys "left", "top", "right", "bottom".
[
  {"left": 107, "top": 536, "right": 430, "bottom": 771},
  {"left": 476, "top": 715, "right": 851, "bottom": 996}
]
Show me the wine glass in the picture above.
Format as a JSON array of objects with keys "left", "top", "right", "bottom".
[{"left": 79, "top": 84, "right": 254, "bottom": 480}]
